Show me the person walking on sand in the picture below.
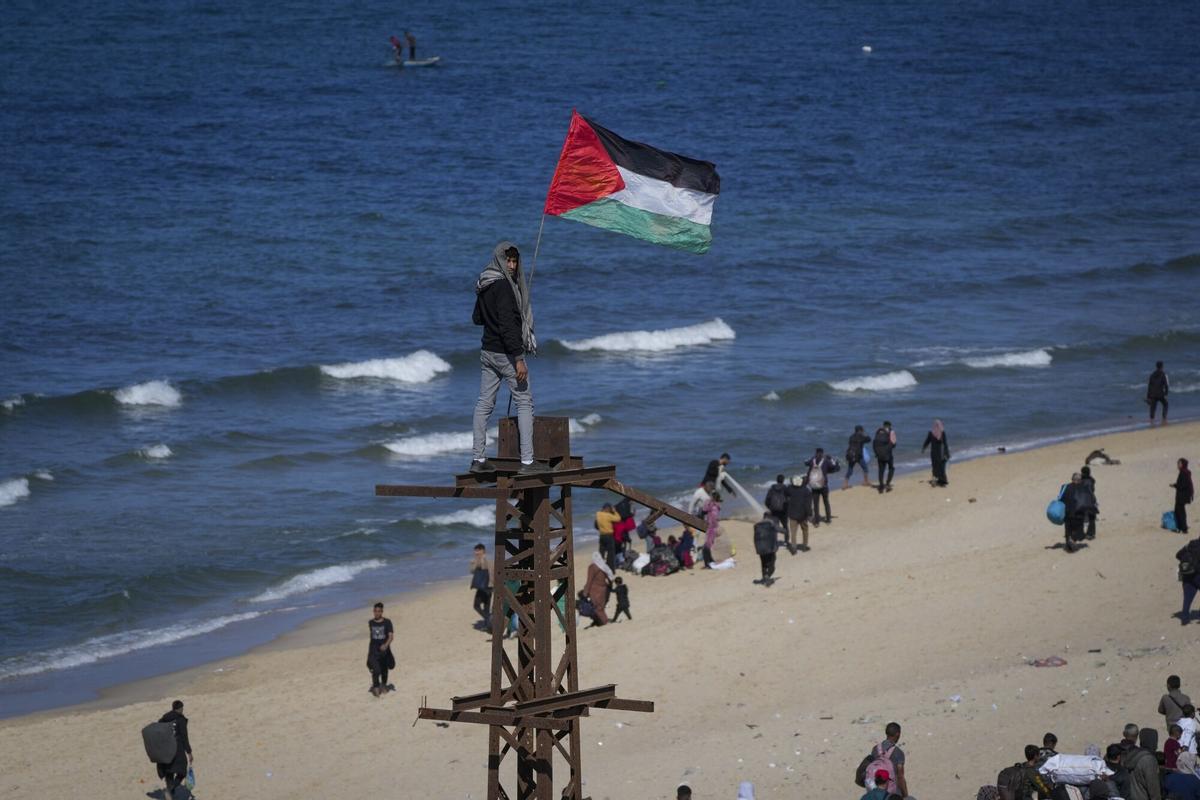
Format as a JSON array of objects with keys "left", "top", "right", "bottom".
[
  {"left": 752, "top": 511, "right": 780, "bottom": 586},
  {"left": 1081, "top": 465, "right": 1099, "bottom": 539},
  {"left": 470, "top": 242, "right": 548, "bottom": 476},
  {"left": 469, "top": 543, "right": 492, "bottom": 627},
  {"left": 784, "top": 474, "right": 812, "bottom": 554},
  {"left": 873, "top": 421, "right": 897, "bottom": 493},
  {"left": 1173, "top": 458, "right": 1194, "bottom": 534},
  {"left": 611, "top": 576, "right": 631, "bottom": 621},
  {"left": 804, "top": 447, "right": 838, "bottom": 524},
  {"left": 701, "top": 491, "right": 722, "bottom": 568},
  {"left": 584, "top": 551, "right": 612, "bottom": 625},
  {"left": 367, "top": 601, "right": 395, "bottom": 696},
  {"left": 921, "top": 419, "right": 951, "bottom": 487},
  {"left": 764, "top": 474, "right": 788, "bottom": 531},
  {"left": 1061, "top": 472, "right": 1095, "bottom": 553},
  {"left": 1178, "top": 537, "right": 1200, "bottom": 625},
  {"left": 864, "top": 722, "right": 909, "bottom": 798},
  {"left": 1161, "top": 675, "right": 1193, "bottom": 733},
  {"left": 844, "top": 424, "right": 873, "bottom": 489},
  {"left": 155, "top": 700, "right": 193, "bottom": 800},
  {"left": 1148, "top": 360, "right": 1170, "bottom": 425}
]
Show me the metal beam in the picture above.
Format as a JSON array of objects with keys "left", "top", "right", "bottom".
[
  {"left": 594, "top": 698, "right": 655, "bottom": 713},
  {"left": 600, "top": 478, "right": 707, "bottom": 531},
  {"left": 418, "top": 706, "right": 572, "bottom": 732},
  {"left": 512, "top": 685, "right": 615, "bottom": 716},
  {"left": 375, "top": 484, "right": 503, "bottom": 499}
]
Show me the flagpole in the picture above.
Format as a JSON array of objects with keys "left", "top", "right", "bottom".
[{"left": 526, "top": 213, "right": 546, "bottom": 296}]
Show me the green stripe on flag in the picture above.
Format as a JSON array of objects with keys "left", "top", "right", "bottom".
[{"left": 559, "top": 197, "right": 712, "bottom": 254}]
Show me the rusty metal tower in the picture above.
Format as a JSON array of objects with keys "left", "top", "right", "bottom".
[{"left": 377, "top": 416, "right": 704, "bottom": 800}]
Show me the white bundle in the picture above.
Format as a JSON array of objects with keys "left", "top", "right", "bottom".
[{"left": 1038, "top": 754, "right": 1114, "bottom": 786}]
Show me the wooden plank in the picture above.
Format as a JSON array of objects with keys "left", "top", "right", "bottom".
[
  {"left": 375, "top": 484, "right": 502, "bottom": 499},
  {"left": 601, "top": 478, "right": 706, "bottom": 530},
  {"left": 418, "top": 706, "right": 571, "bottom": 731}
]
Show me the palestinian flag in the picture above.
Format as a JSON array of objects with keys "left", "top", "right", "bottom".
[{"left": 543, "top": 111, "right": 720, "bottom": 254}]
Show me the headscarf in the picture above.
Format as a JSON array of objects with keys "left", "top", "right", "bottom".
[
  {"left": 736, "top": 782, "right": 756, "bottom": 799},
  {"left": 477, "top": 240, "right": 536, "bottom": 355},
  {"left": 931, "top": 419, "right": 944, "bottom": 440},
  {"left": 591, "top": 550, "right": 614, "bottom": 580},
  {"left": 1177, "top": 751, "right": 1199, "bottom": 776}
]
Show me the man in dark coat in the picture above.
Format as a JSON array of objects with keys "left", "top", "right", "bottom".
[
  {"left": 1173, "top": 458, "right": 1194, "bottom": 535},
  {"left": 156, "top": 700, "right": 193, "bottom": 799},
  {"left": 752, "top": 512, "right": 780, "bottom": 586},
  {"left": 784, "top": 475, "right": 813, "bottom": 554}
]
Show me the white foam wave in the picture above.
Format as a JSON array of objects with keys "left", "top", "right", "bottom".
[
  {"left": 383, "top": 430, "right": 477, "bottom": 457},
  {"left": 419, "top": 506, "right": 494, "bottom": 528},
  {"left": 0, "top": 611, "right": 265, "bottom": 679},
  {"left": 1173, "top": 382, "right": 1200, "bottom": 394},
  {"left": 140, "top": 444, "right": 173, "bottom": 459},
  {"left": 828, "top": 370, "right": 918, "bottom": 392},
  {"left": 762, "top": 390, "right": 780, "bottom": 401},
  {"left": 568, "top": 413, "right": 603, "bottom": 434},
  {"left": 0, "top": 478, "right": 31, "bottom": 507},
  {"left": 249, "top": 559, "right": 387, "bottom": 603},
  {"left": 1, "top": 396, "right": 25, "bottom": 411},
  {"left": 559, "top": 318, "right": 735, "bottom": 353},
  {"left": 113, "top": 380, "right": 182, "bottom": 407},
  {"left": 32, "top": 470, "right": 53, "bottom": 481},
  {"left": 320, "top": 350, "right": 451, "bottom": 382},
  {"left": 963, "top": 349, "right": 1052, "bottom": 369}
]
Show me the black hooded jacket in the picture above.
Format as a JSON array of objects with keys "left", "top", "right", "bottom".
[{"left": 474, "top": 281, "right": 525, "bottom": 357}]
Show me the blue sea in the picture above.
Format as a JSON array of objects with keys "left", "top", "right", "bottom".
[{"left": 2, "top": 0, "right": 1198, "bottom": 716}]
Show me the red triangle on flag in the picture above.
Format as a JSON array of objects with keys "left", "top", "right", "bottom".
[{"left": 543, "top": 111, "right": 625, "bottom": 216}]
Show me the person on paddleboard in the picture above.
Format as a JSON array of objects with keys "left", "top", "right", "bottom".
[
  {"left": 404, "top": 30, "right": 416, "bottom": 61},
  {"left": 389, "top": 35, "right": 404, "bottom": 63}
]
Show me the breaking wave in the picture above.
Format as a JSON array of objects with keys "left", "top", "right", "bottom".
[
  {"left": 558, "top": 318, "right": 735, "bottom": 353},
  {"left": 963, "top": 349, "right": 1053, "bottom": 369},
  {"left": 828, "top": 370, "right": 918, "bottom": 392},
  {"left": 139, "top": 444, "right": 174, "bottom": 460},
  {"left": 418, "top": 506, "right": 494, "bottom": 528},
  {"left": 248, "top": 559, "right": 387, "bottom": 603},
  {"left": 320, "top": 350, "right": 452, "bottom": 382},
  {"left": 113, "top": 380, "right": 182, "bottom": 407},
  {"left": 0, "top": 478, "right": 31, "bottom": 508},
  {"left": 0, "top": 611, "right": 266, "bottom": 679}
]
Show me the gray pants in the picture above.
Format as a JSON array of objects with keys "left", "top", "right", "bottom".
[{"left": 472, "top": 350, "right": 534, "bottom": 463}]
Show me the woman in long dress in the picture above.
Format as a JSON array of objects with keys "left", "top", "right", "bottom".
[{"left": 583, "top": 551, "right": 613, "bottom": 625}]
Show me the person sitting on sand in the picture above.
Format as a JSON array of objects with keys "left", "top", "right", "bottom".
[
  {"left": 583, "top": 552, "right": 612, "bottom": 625},
  {"left": 676, "top": 527, "right": 696, "bottom": 568},
  {"left": 1165, "top": 752, "right": 1200, "bottom": 799}
]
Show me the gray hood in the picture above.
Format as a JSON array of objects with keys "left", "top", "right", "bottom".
[{"left": 477, "top": 241, "right": 536, "bottom": 355}]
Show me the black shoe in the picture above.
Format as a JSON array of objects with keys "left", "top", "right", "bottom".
[
  {"left": 469, "top": 459, "right": 497, "bottom": 474},
  {"left": 824, "top": 517, "right": 831, "bottom": 524},
  {"left": 788, "top": 545, "right": 797, "bottom": 555},
  {"left": 516, "top": 460, "right": 551, "bottom": 475},
  {"left": 885, "top": 485, "right": 893, "bottom": 493}
]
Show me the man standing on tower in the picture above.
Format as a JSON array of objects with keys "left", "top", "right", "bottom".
[{"left": 470, "top": 242, "right": 547, "bottom": 475}]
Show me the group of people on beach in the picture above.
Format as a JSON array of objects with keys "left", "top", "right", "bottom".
[{"left": 973, "top": 673, "right": 1199, "bottom": 800}]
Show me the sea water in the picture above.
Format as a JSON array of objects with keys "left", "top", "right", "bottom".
[{"left": 1, "top": 0, "right": 1198, "bottom": 715}]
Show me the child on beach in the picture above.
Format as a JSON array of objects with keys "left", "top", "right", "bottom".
[
  {"left": 702, "top": 492, "right": 722, "bottom": 568},
  {"left": 469, "top": 544, "right": 491, "bottom": 627},
  {"left": 367, "top": 602, "right": 395, "bottom": 697},
  {"left": 612, "top": 577, "right": 631, "bottom": 621}
]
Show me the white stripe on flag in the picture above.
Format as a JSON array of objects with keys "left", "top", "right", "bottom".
[{"left": 609, "top": 166, "right": 716, "bottom": 226}]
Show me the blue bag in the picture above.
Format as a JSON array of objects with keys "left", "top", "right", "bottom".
[
  {"left": 1162, "top": 511, "right": 1178, "bottom": 532},
  {"left": 1046, "top": 500, "right": 1066, "bottom": 525}
]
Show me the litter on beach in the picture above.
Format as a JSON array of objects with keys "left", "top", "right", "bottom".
[{"left": 1029, "top": 656, "right": 1068, "bottom": 667}]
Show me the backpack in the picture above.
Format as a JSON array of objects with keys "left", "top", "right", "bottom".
[
  {"left": 807, "top": 463, "right": 826, "bottom": 489},
  {"left": 765, "top": 484, "right": 787, "bottom": 514},
  {"left": 996, "top": 763, "right": 1026, "bottom": 800},
  {"left": 873, "top": 428, "right": 892, "bottom": 457},
  {"left": 862, "top": 741, "right": 899, "bottom": 795},
  {"left": 141, "top": 721, "right": 178, "bottom": 764}
]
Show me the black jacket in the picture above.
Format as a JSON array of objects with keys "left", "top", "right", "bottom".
[
  {"left": 1147, "top": 368, "right": 1169, "bottom": 399},
  {"left": 156, "top": 709, "right": 191, "bottom": 776},
  {"left": 784, "top": 484, "right": 812, "bottom": 521},
  {"left": 921, "top": 432, "right": 950, "bottom": 461},
  {"left": 846, "top": 431, "right": 871, "bottom": 461},
  {"left": 753, "top": 519, "right": 779, "bottom": 555},
  {"left": 1175, "top": 470, "right": 1194, "bottom": 504},
  {"left": 473, "top": 280, "right": 524, "bottom": 357}
]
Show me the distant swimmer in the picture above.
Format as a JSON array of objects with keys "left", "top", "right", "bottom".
[{"left": 1148, "top": 360, "right": 1170, "bottom": 425}]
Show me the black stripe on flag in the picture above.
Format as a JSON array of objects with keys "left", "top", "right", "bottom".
[{"left": 584, "top": 116, "right": 720, "bottom": 195}]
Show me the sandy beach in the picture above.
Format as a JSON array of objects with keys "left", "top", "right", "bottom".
[{"left": 2, "top": 422, "right": 1197, "bottom": 799}]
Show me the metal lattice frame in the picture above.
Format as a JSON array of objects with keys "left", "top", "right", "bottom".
[{"left": 376, "top": 417, "right": 705, "bottom": 800}]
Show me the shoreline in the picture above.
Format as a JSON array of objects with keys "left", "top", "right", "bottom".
[
  {"left": 1, "top": 420, "right": 1196, "bottom": 799},
  {"left": 0, "top": 413, "right": 1193, "bottom": 723}
]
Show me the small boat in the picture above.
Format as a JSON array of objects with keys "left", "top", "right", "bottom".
[{"left": 399, "top": 56, "right": 441, "bottom": 67}]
